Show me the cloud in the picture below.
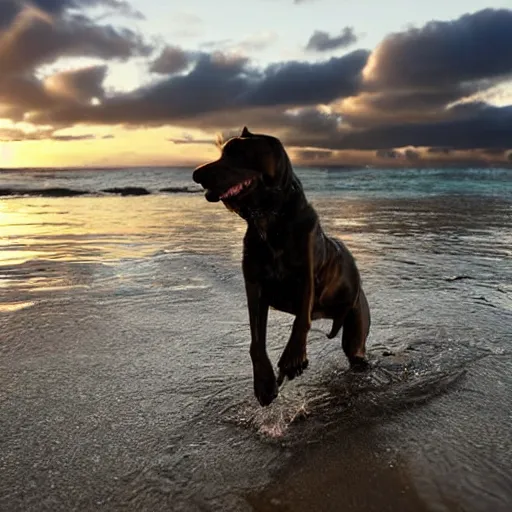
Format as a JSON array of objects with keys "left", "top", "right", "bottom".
[
  {"left": 306, "top": 27, "right": 358, "bottom": 52},
  {"left": 315, "top": 104, "right": 512, "bottom": 151},
  {"left": 376, "top": 149, "right": 401, "bottom": 159},
  {"left": 1, "top": 1, "right": 151, "bottom": 64},
  {"left": 30, "top": 0, "right": 143, "bottom": 18},
  {"left": 50, "top": 133, "right": 96, "bottom": 141},
  {"left": 233, "top": 31, "right": 279, "bottom": 52},
  {"left": 335, "top": 8, "right": 512, "bottom": 140},
  {"left": 198, "top": 32, "right": 278, "bottom": 54},
  {"left": 168, "top": 137, "right": 213, "bottom": 145},
  {"left": 292, "top": 148, "right": 334, "bottom": 161},
  {"left": 0, "top": 75, "right": 55, "bottom": 114},
  {"left": 236, "top": 50, "right": 368, "bottom": 107},
  {"left": 150, "top": 46, "right": 190, "bottom": 74},
  {"left": 0, "top": 14, "right": 151, "bottom": 76},
  {"left": 0, "top": 1, "right": 21, "bottom": 30},
  {"left": 364, "top": 8, "right": 512, "bottom": 89},
  {"left": 0, "top": 128, "right": 48, "bottom": 142},
  {"left": 30, "top": 50, "right": 369, "bottom": 125},
  {"left": 1, "top": 4, "right": 512, "bottom": 166},
  {"left": 0, "top": 0, "right": 152, "bottom": 126},
  {"left": 313, "top": 8, "right": 512, "bottom": 156},
  {"left": 44, "top": 65, "right": 108, "bottom": 102},
  {"left": 0, "top": 126, "right": 104, "bottom": 142}
]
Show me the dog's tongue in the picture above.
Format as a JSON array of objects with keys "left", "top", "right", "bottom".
[{"left": 205, "top": 190, "right": 220, "bottom": 202}]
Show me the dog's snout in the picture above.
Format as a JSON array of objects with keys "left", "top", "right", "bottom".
[
  {"left": 192, "top": 168, "right": 202, "bottom": 184},
  {"left": 192, "top": 161, "right": 215, "bottom": 184}
]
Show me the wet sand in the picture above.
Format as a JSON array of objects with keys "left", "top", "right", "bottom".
[
  {"left": 2, "top": 256, "right": 510, "bottom": 512},
  {"left": 248, "top": 431, "right": 431, "bottom": 512}
]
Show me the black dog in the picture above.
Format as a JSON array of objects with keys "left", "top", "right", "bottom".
[{"left": 192, "top": 127, "right": 370, "bottom": 406}]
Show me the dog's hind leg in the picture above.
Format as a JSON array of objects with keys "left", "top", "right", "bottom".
[
  {"left": 341, "top": 288, "right": 371, "bottom": 371},
  {"left": 327, "top": 314, "right": 344, "bottom": 339}
]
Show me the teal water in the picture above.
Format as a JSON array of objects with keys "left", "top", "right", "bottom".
[{"left": 1, "top": 166, "right": 512, "bottom": 200}]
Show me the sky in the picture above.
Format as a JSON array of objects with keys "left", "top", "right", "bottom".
[{"left": 1, "top": 0, "right": 512, "bottom": 168}]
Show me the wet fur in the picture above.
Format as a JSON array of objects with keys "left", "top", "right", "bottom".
[{"left": 193, "top": 128, "right": 371, "bottom": 406}]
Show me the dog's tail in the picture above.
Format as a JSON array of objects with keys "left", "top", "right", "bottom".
[{"left": 326, "top": 316, "right": 343, "bottom": 339}]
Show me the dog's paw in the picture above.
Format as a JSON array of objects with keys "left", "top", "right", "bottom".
[
  {"left": 253, "top": 367, "right": 279, "bottom": 407},
  {"left": 277, "top": 347, "right": 309, "bottom": 385},
  {"left": 349, "top": 356, "right": 370, "bottom": 372}
]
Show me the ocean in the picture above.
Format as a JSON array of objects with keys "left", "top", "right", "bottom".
[{"left": 1, "top": 166, "right": 511, "bottom": 511}]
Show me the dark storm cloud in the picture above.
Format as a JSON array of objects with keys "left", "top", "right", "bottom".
[
  {"left": 365, "top": 8, "right": 512, "bottom": 89},
  {"left": 150, "top": 46, "right": 191, "bottom": 74},
  {"left": 3, "top": 2, "right": 512, "bottom": 161},
  {"left": 275, "top": 101, "right": 512, "bottom": 154},
  {"left": 305, "top": 27, "right": 358, "bottom": 52},
  {"left": 0, "top": 1, "right": 21, "bottom": 29},
  {"left": 0, "top": 14, "right": 151, "bottom": 75},
  {"left": 45, "top": 65, "right": 108, "bottom": 102},
  {"left": 330, "top": 104, "right": 512, "bottom": 151},
  {"left": 30, "top": 0, "right": 143, "bottom": 18},
  {"left": 30, "top": 50, "right": 369, "bottom": 125},
  {"left": 340, "top": 87, "right": 469, "bottom": 128},
  {"left": 0, "top": 75, "right": 54, "bottom": 111},
  {"left": 0, "top": 0, "right": 143, "bottom": 26},
  {"left": 340, "top": 8, "right": 512, "bottom": 136},
  {"left": 0, "top": 0, "right": 152, "bottom": 133},
  {"left": 237, "top": 50, "right": 369, "bottom": 106},
  {"left": 31, "top": 52, "right": 254, "bottom": 124}
]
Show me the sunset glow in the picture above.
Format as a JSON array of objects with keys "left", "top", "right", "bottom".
[{"left": 0, "top": 0, "right": 511, "bottom": 168}]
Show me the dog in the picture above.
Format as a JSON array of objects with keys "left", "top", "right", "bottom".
[{"left": 192, "top": 127, "right": 371, "bottom": 406}]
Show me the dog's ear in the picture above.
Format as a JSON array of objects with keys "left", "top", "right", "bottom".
[{"left": 240, "top": 126, "right": 253, "bottom": 138}]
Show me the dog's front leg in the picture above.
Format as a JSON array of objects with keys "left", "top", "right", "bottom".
[
  {"left": 244, "top": 278, "right": 278, "bottom": 406},
  {"left": 277, "top": 231, "right": 315, "bottom": 385}
]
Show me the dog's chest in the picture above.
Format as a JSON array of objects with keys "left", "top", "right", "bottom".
[
  {"left": 262, "top": 248, "right": 288, "bottom": 280},
  {"left": 256, "top": 234, "right": 302, "bottom": 281}
]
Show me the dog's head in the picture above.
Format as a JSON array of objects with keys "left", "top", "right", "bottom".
[{"left": 192, "top": 127, "right": 294, "bottom": 216}]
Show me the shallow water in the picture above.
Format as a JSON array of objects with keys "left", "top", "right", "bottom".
[{"left": 0, "top": 167, "right": 511, "bottom": 511}]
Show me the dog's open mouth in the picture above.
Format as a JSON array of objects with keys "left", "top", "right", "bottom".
[
  {"left": 206, "top": 177, "right": 255, "bottom": 202},
  {"left": 220, "top": 178, "right": 254, "bottom": 200}
]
